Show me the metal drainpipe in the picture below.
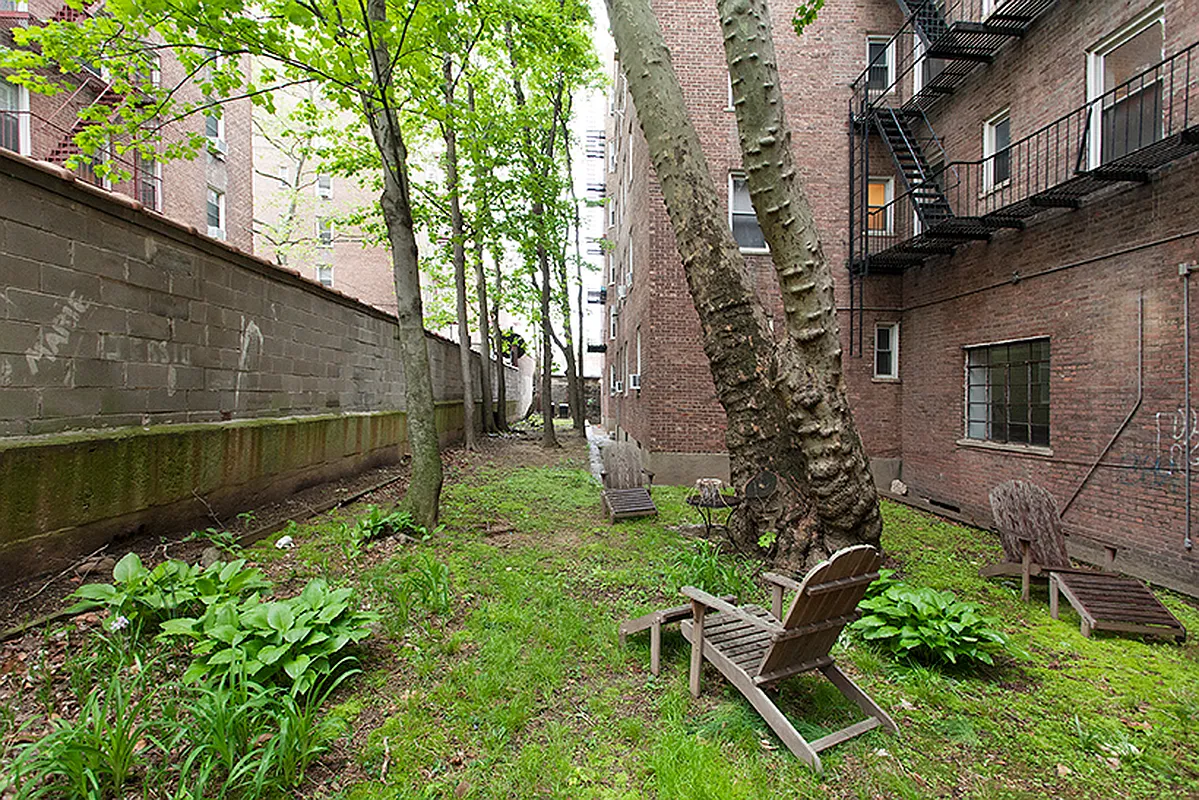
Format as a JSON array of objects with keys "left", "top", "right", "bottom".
[{"left": 1183, "top": 263, "right": 1194, "bottom": 551}]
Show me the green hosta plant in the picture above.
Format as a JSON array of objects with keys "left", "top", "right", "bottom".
[
  {"left": 67, "top": 553, "right": 270, "bottom": 633},
  {"left": 850, "top": 584, "right": 1008, "bottom": 666},
  {"left": 158, "top": 579, "right": 377, "bottom": 694}
]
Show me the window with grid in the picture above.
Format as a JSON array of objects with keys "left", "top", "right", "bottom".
[{"left": 966, "top": 339, "right": 1049, "bottom": 446}]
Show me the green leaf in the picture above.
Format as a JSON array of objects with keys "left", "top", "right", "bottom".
[
  {"left": 283, "top": 654, "right": 311, "bottom": 680},
  {"left": 267, "top": 602, "right": 295, "bottom": 632},
  {"left": 113, "top": 552, "right": 145, "bottom": 584},
  {"left": 257, "top": 644, "right": 290, "bottom": 665}
]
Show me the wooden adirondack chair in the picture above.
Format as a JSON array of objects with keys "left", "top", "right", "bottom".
[
  {"left": 599, "top": 441, "right": 657, "bottom": 522},
  {"left": 984, "top": 480, "right": 1186, "bottom": 641},
  {"left": 678, "top": 545, "right": 897, "bottom": 773}
]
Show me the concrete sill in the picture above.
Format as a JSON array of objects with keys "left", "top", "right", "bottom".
[
  {"left": 871, "top": 376, "right": 901, "bottom": 384},
  {"left": 955, "top": 438, "right": 1053, "bottom": 458}
]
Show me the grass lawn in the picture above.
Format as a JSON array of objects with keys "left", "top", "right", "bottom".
[{"left": 4, "top": 429, "right": 1198, "bottom": 798}]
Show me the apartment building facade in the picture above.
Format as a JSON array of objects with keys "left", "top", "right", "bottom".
[
  {"left": 0, "top": 0, "right": 253, "bottom": 252},
  {"left": 602, "top": 0, "right": 1199, "bottom": 593}
]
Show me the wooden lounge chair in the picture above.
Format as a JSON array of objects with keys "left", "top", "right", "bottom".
[
  {"left": 678, "top": 545, "right": 897, "bottom": 773},
  {"left": 599, "top": 441, "right": 657, "bottom": 522},
  {"left": 984, "top": 480, "right": 1185, "bottom": 642}
]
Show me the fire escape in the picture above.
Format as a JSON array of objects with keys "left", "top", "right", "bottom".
[{"left": 847, "top": 0, "right": 1199, "bottom": 353}]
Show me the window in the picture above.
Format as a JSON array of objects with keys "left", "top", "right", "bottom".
[
  {"left": 966, "top": 338, "right": 1050, "bottom": 447},
  {"left": 726, "top": 71, "right": 734, "bottom": 109},
  {"left": 205, "top": 111, "right": 226, "bottom": 159},
  {"left": 984, "top": 110, "right": 1011, "bottom": 189},
  {"left": 729, "top": 173, "right": 767, "bottom": 252},
  {"left": 317, "top": 217, "right": 334, "bottom": 247},
  {"left": 316, "top": 265, "right": 333, "bottom": 288},
  {"left": 635, "top": 325, "right": 642, "bottom": 377},
  {"left": 0, "top": 1, "right": 30, "bottom": 10},
  {"left": 316, "top": 173, "right": 333, "bottom": 198},
  {"left": 866, "top": 36, "right": 895, "bottom": 94},
  {"left": 867, "top": 177, "right": 893, "bottom": 234},
  {"left": 874, "top": 323, "right": 898, "bottom": 379},
  {"left": 609, "top": 305, "right": 617, "bottom": 340},
  {"left": 206, "top": 187, "right": 225, "bottom": 240},
  {"left": 608, "top": 196, "right": 617, "bottom": 228},
  {"left": 626, "top": 239, "right": 633, "bottom": 286},
  {"left": 0, "top": 80, "right": 29, "bottom": 155},
  {"left": 608, "top": 137, "right": 616, "bottom": 172},
  {"left": 277, "top": 164, "right": 290, "bottom": 185},
  {"left": 626, "top": 134, "right": 633, "bottom": 183},
  {"left": 1087, "top": 9, "right": 1164, "bottom": 166},
  {"left": 135, "top": 151, "right": 161, "bottom": 211}
]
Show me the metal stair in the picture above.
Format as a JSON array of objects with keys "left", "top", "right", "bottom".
[{"left": 871, "top": 107, "right": 953, "bottom": 229}]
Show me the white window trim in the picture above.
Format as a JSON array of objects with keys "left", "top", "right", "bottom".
[
  {"left": 728, "top": 172, "right": 769, "bottom": 255},
  {"left": 608, "top": 196, "right": 617, "bottom": 229},
  {"left": 316, "top": 264, "right": 334, "bottom": 288},
  {"left": 316, "top": 173, "right": 333, "bottom": 199},
  {"left": 912, "top": 39, "right": 925, "bottom": 96},
  {"left": 0, "top": 82, "right": 31, "bottom": 156},
  {"left": 143, "top": 158, "right": 162, "bottom": 212},
  {"left": 205, "top": 112, "right": 227, "bottom": 160},
  {"left": 873, "top": 322, "right": 899, "bottom": 380},
  {"left": 867, "top": 176, "right": 894, "bottom": 235},
  {"left": 206, "top": 187, "right": 226, "bottom": 240},
  {"left": 867, "top": 36, "right": 897, "bottom": 96},
  {"left": 626, "top": 239, "right": 633, "bottom": 288},
  {"left": 0, "top": 1, "right": 31, "bottom": 11},
  {"left": 725, "top": 72, "right": 734, "bottom": 111},
  {"left": 317, "top": 217, "right": 334, "bottom": 248},
  {"left": 1086, "top": 5, "right": 1165, "bottom": 169},
  {"left": 983, "top": 108, "right": 1011, "bottom": 192}
]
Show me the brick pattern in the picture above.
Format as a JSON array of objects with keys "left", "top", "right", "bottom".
[
  {"left": 605, "top": 0, "right": 1199, "bottom": 592},
  {"left": 0, "top": 153, "right": 524, "bottom": 437}
]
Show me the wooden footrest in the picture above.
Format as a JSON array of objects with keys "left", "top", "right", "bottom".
[
  {"left": 619, "top": 596, "right": 735, "bottom": 676},
  {"left": 1050, "top": 571, "right": 1186, "bottom": 642},
  {"left": 602, "top": 488, "right": 658, "bottom": 521}
]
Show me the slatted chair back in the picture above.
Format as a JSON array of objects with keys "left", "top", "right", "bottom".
[
  {"left": 601, "top": 442, "right": 643, "bottom": 490},
  {"left": 989, "top": 480, "right": 1070, "bottom": 569},
  {"left": 754, "top": 545, "right": 882, "bottom": 685}
]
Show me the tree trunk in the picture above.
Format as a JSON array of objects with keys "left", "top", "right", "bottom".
[
  {"left": 559, "top": 104, "right": 586, "bottom": 430},
  {"left": 553, "top": 246, "right": 584, "bottom": 431},
  {"left": 603, "top": 0, "right": 880, "bottom": 568},
  {"left": 361, "top": 0, "right": 442, "bottom": 528},
  {"left": 492, "top": 253, "right": 510, "bottom": 430},
  {"left": 536, "top": 232, "right": 559, "bottom": 447},
  {"left": 468, "top": 85, "right": 496, "bottom": 436},
  {"left": 443, "top": 55, "right": 476, "bottom": 451}
]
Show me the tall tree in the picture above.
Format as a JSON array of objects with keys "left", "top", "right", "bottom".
[{"left": 603, "top": 0, "right": 880, "bottom": 567}]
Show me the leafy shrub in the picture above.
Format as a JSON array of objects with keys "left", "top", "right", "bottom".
[
  {"left": 850, "top": 584, "right": 1008, "bottom": 666},
  {"left": 358, "top": 505, "right": 428, "bottom": 541},
  {"left": 158, "top": 578, "right": 377, "bottom": 694},
  {"left": 67, "top": 553, "right": 270, "bottom": 633},
  {"left": 671, "top": 539, "right": 756, "bottom": 598}
]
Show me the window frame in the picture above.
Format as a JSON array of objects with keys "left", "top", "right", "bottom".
[
  {"left": 873, "top": 322, "right": 899, "bottom": 380},
  {"left": 866, "top": 36, "right": 897, "bottom": 96},
  {"left": 316, "top": 217, "right": 334, "bottom": 248},
  {"left": 983, "top": 108, "right": 1012, "bottom": 191},
  {"left": 316, "top": 264, "right": 334, "bottom": 288},
  {"left": 1085, "top": 5, "right": 1165, "bottom": 169},
  {"left": 963, "top": 337, "right": 1051, "bottom": 449},
  {"left": 316, "top": 172, "right": 333, "bottom": 199},
  {"left": 0, "top": 81, "right": 31, "bottom": 156},
  {"left": 728, "top": 172, "right": 768, "bottom": 254},
  {"left": 866, "top": 176, "right": 894, "bottom": 235},
  {"left": 206, "top": 186, "right": 226, "bottom": 240}
]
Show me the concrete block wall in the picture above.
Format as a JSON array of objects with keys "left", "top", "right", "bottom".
[{"left": 0, "top": 150, "right": 529, "bottom": 582}]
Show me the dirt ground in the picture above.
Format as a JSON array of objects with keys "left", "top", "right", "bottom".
[{"left": 0, "top": 425, "right": 585, "bottom": 637}]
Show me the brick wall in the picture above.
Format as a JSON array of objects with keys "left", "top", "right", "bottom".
[{"left": 0, "top": 150, "right": 525, "bottom": 436}]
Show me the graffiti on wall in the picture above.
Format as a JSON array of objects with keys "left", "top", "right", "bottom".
[
  {"left": 1115, "top": 409, "right": 1199, "bottom": 487},
  {"left": 25, "top": 292, "right": 90, "bottom": 376}
]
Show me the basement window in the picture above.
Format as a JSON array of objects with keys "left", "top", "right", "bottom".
[{"left": 965, "top": 338, "right": 1049, "bottom": 447}]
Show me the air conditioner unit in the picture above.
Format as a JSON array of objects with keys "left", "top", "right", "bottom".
[
  {"left": 208, "top": 137, "right": 228, "bottom": 158},
  {"left": 629, "top": 373, "right": 641, "bottom": 390},
  {"left": 617, "top": 284, "right": 628, "bottom": 299},
  {"left": 207, "top": 225, "right": 226, "bottom": 241}
]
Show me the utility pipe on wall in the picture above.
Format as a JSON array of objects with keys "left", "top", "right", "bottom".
[{"left": 1182, "top": 262, "right": 1195, "bottom": 551}]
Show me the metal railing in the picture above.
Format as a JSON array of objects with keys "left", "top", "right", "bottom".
[{"left": 857, "top": 40, "right": 1198, "bottom": 263}]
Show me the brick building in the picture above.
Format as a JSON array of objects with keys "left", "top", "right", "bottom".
[
  {"left": 602, "top": 0, "right": 1199, "bottom": 594},
  {"left": 0, "top": 0, "right": 253, "bottom": 252}
]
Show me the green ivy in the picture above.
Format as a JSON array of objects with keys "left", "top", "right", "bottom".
[{"left": 850, "top": 584, "right": 1009, "bottom": 667}]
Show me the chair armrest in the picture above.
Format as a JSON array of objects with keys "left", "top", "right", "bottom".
[
  {"left": 761, "top": 572, "right": 802, "bottom": 593},
  {"left": 680, "top": 586, "right": 783, "bottom": 635}
]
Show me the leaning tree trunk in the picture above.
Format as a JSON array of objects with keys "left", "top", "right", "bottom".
[
  {"left": 361, "top": 0, "right": 443, "bottom": 527},
  {"left": 553, "top": 246, "right": 584, "bottom": 430},
  {"left": 473, "top": 230, "right": 495, "bottom": 434},
  {"left": 443, "top": 55, "right": 476, "bottom": 450},
  {"left": 603, "top": 0, "right": 879, "bottom": 567}
]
